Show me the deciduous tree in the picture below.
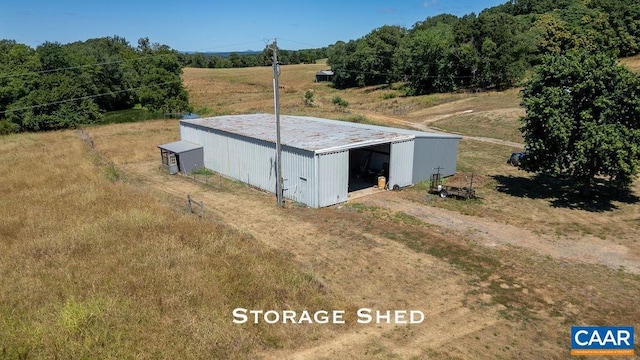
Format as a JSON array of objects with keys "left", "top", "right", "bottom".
[{"left": 520, "top": 51, "right": 640, "bottom": 194}]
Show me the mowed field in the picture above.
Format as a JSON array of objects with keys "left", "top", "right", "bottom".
[{"left": 1, "top": 59, "right": 639, "bottom": 359}]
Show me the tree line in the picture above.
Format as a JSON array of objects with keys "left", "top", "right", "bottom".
[
  {"left": 180, "top": 48, "right": 328, "bottom": 69},
  {"left": 0, "top": 36, "right": 190, "bottom": 133},
  {"left": 326, "top": 0, "right": 640, "bottom": 94}
]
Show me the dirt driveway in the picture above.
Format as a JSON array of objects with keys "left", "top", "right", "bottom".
[{"left": 360, "top": 192, "right": 640, "bottom": 275}]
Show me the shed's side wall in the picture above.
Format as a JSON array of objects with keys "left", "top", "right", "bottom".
[
  {"left": 180, "top": 123, "right": 317, "bottom": 206},
  {"left": 316, "top": 151, "right": 348, "bottom": 207},
  {"left": 388, "top": 140, "right": 414, "bottom": 188},
  {"left": 281, "top": 148, "right": 316, "bottom": 207},
  {"left": 177, "top": 148, "right": 204, "bottom": 174},
  {"left": 413, "top": 138, "right": 460, "bottom": 182}
]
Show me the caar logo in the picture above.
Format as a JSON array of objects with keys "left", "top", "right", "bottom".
[{"left": 571, "top": 326, "right": 634, "bottom": 356}]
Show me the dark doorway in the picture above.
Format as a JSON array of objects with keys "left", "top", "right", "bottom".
[{"left": 348, "top": 144, "right": 390, "bottom": 192}]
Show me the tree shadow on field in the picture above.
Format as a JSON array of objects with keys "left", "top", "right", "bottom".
[{"left": 492, "top": 174, "right": 640, "bottom": 212}]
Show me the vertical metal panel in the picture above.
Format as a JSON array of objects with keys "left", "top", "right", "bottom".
[
  {"left": 317, "top": 151, "right": 348, "bottom": 207},
  {"left": 388, "top": 140, "right": 414, "bottom": 188},
  {"left": 412, "top": 138, "right": 460, "bottom": 182},
  {"left": 180, "top": 123, "right": 317, "bottom": 206},
  {"left": 281, "top": 147, "right": 315, "bottom": 206},
  {"left": 178, "top": 148, "right": 204, "bottom": 174}
]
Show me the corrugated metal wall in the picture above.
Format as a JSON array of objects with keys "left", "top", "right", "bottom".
[
  {"left": 316, "top": 151, "right": 348, "bottom": 207},
  {"left": 413, "top": 138, "right": 460, "bottom": 182},
  {"left": 177, "top": 148, "right": 204, "bottom": 174},
  {"left": 180, "top": 123, "right": 317, "bottom": 206},
  {"left": 180, "top": 122, "right": 459, "bottom": 207},
  {"left": 388, "top": 140, "right": 414, "bottom": 188},
  {"left": 281, "top": 147, "right": 315, "bottom": 206}
]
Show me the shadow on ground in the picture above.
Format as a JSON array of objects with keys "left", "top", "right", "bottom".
[{"left": 492, "top": 174, "right": 639, "bottom": 212}]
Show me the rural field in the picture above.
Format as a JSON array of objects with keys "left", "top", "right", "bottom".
[{"left": 1, "top": 59, "right": 639, "bottom": 359}]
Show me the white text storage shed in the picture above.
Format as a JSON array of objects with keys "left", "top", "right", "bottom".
[{"left": 180, "top": 114, "right": 460, "bottom": 208}]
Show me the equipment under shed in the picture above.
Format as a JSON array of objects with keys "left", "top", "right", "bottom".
[{"left": 177, "top": 114, "right": 460, "bottom": 208}]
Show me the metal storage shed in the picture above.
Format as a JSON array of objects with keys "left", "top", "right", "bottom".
[
  {"left": 158, "top": 140, "right": 204, "bottom": 175},
  {"left": 315, "top": 70, "right": 334, "bottom": 82},
  {"left": 177, "top": 114, "right": 460, "bottom": 208},
  {"left": 295, "top": 116, "right": 461, "bottom": 182}
]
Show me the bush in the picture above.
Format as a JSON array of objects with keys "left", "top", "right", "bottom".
[
  {"left": 0, "top": 119, "right": 19, "bottom": 135},
  {"left": 303, "top": 90, "right": 315, "bottom": 106},
  {"left": 331, "top": 96, "right": 349, "bottom": 110}
]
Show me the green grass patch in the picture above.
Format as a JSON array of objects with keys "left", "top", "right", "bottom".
[
  {"left": 103, "top": 162, "right": 124, "bottom": 182},
  {"left": 190, "top": 167, "right": 214, "bottom": 176},
  {"left": 393, "top": 212, "right": 424, "bottom": 226}
]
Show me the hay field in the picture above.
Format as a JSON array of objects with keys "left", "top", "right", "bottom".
[
  {"left": 1, "top": 59, "right": 639, "bottom": 358},
  {"left": 183, "top": 63, "right": 639, "bottom": 247},
  {"left": 0, "top": 127, "right": 349, "bottom": 359}
]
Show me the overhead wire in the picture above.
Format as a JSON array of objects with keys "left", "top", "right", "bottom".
[
  {"left": 0, "top": 37, "right": 476, "bottom": 117},
  {"left": 0, "top": 39, "right": 269, "bottom": 80},
  {"left": 0, "top": 80, "right": 181, "bottom": 115},
  {"left": 330, "top": 67, "right": 476, "bottom": 79},
  {"left": 0, "top": 53, "right": 176, "bottom": 80},
  {"left": 0, "top": 39, "right": 267, "bottom": 116}
]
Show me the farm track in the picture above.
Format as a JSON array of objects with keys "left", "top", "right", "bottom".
[
  {"left": 120, "top": 161, "right": 543, "bottom": 359},
  {"left": 359, "top": 192, "right": 640, "bottom": 275},
  {"left": 357, "top": 110, "right": 525, "bottom": 149}
]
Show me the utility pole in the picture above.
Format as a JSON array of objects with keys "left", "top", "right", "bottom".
[{"left": 269, "top": 39, "right": 284, "bottom": 207}]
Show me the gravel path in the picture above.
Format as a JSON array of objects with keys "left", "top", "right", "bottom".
[{"left": 359, "top": 192, "right": 640, "bottom": 274}]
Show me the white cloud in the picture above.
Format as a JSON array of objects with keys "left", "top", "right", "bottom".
[{"left": 423, "top": 0, "right": 438, "bottom": 8}]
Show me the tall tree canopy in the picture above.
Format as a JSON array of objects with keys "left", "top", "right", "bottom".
[
  {"left": 324, "top": 0, "right": 640, "bottom": 94},
  {"left": 519, "top": 51, "right": 640, "bottom": 193},
  {"left": 327, "top": 26, "right": 406, "bottom": 89},
  {"left": 0, "top": 36, "right": 190, "bottom": 133}
]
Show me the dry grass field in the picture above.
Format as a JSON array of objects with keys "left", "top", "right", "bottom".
[
  {"left": 621, "top": 54, "right": 640, "bottom": 72},
  {"left": 0, "top": 128, "right": 351, "bottom": 359},
  {"left": 1, "top": 58, "right": 639, "bottom": 359}
]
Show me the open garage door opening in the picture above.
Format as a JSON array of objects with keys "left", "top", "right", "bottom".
[{"left": 349, "top": 144, "right": 390, "bottom": 192}]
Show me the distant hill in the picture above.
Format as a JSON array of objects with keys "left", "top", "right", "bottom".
[{"left": 181, "top": 50, "right": 262, "bottom": 58}]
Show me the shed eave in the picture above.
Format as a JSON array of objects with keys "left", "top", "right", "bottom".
[
  {"left": 313, "top": 135, "right": 414, "bottom": 155},
  {"left": 158, "top": 140, "right": 203, "bottom": 153}
]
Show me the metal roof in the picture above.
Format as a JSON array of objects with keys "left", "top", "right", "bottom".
[
  {"left": 181, "top": 114, "right": 416, "bottom": 154},
  {"left": 294, "top": 116, "right": 462, "bottom": 140},
  {"left": 316, "top": 70, "right": 334, "bottom": 76},
  {"left": 182, "top": 112, "right": 200, "bottom": 119},
  {"left": 158, "top": 140, "right": 203, "bottom": 153}
]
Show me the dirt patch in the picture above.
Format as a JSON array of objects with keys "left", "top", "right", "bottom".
[
  {"left": 359, "top": 191, "right": 640, "bottom": 275},
  {"left": 117, "top": 161, "right": 561, "bottom": 359},
  {"left": 444, "top": 172, "right": 490, "bottom": 188}
]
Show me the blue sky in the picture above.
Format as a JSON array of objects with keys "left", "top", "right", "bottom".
[{"left": 1, "top": 0, "right": 506, "bottom": 52}]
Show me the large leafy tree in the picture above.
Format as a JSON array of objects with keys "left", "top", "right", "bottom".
[
  {"left": 396, "top": 22, "right": 457, "bottom": 94},
  {"left": 520, "top": 51, "right": 640, "bottom": 194},
  {"left": 475, "top": 11, "right": 533, "bottom": 88},
  {"left": 136, "top": 42, "right": 189, "bottom": 113},
  {"left": 0, "top": 40, "right": 41, "bottom": 133},
  {"left": 0, "top": 36, "right": 190, "bottom": 133},
  {"left": 327, "top": 26, "right": 405, "bottom": 88},
  {"left": 6, "top": 41, "right": 102, "bottom": 131}
]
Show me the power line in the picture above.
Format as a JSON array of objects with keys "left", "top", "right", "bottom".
[
  {"left": 332, "top": 67, "right": 476, "bottom": 79},
  {"left": 0, "top": 53, "right": 180, "bottom": 80},
  {"left": 276, "top": 38, "right": 329, "bottom": 50},
  {"left": 187, "top": 40, "right": 267, "bottom": 53},
  {"left": 0, "top": 80, "right": 181, "bottom": 115},
  {"left": 0, "top": 39, "right": 288, "bottom": 80}
]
